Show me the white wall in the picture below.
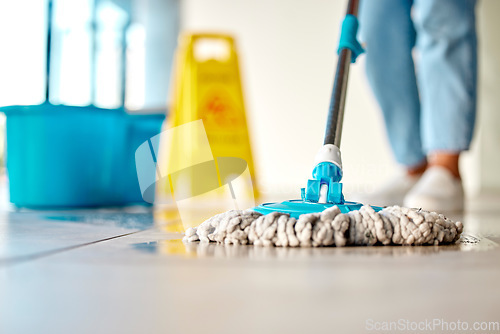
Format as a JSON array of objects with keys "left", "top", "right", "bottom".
[
  {"left": 476, "top": 0, "right": 500, "bottom": 195},
  {"left": 181, "top": 0, "right": 497, "bottom": 200}
]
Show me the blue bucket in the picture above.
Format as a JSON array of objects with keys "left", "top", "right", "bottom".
[{"left": 1, "top": 103, "right": 164, "bottom": 208}]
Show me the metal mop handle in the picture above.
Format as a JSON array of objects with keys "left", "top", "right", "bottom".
[
  {"left": 45, "top": 0, "right": 53, "bottom": 102},
  {"left": 323, "top": 0, "right": 360, "bottom": 148}
]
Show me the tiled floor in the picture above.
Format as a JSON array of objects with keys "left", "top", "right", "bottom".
[{"left": 1, "top": 197, "right": 500, "bottom": 334}]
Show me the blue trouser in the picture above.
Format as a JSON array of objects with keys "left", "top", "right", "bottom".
[{"left": 359, "top": 0, "right": 478, "bottom": 167}]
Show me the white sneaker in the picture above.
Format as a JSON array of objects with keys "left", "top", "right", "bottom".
[
  {"left": 352, "top": 172, "right": 421, "bottom": 207},
  {"left": 404, "top": 166, "right": 464, "bottom": 212}
]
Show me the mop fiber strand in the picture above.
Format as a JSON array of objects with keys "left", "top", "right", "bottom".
[{"left": 183, "top": 205, "right": 463, "bottom": 247}]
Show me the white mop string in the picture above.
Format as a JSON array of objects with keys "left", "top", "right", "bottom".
[{"left": 183, "top": 205, "right": 463, "bottom": 247}]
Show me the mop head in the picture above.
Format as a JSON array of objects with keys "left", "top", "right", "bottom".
[{"left": 183, "top": 205, "right": 463, "bottom": 247}]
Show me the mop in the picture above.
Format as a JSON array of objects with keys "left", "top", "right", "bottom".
[{"left": 183, "top": 0, "right": 463, "bottom": 247}]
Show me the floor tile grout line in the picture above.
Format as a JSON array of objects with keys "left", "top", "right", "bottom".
[
  {"left": 0, "top": 229, "right": 151, "bottom": 267},
  {"left": 0, "top": 218, "right": 185, "bottom": 267}
]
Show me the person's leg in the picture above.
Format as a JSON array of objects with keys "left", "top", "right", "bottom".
[
  {"left": 359, "top": 0, "right": 426, "bottom": 171},
  {"left": 355, "top": 0, "right": 425, "bottom": 207},
  {"left": 402, "top": 0, "right": 477, "bottom": 211},
  {"left": 413, "top": 0, "right": 478, "bottom": 180}
]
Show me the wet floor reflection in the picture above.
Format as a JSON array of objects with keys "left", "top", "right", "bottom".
[
  {"left": 132, "top": 233, "right": 497, "bottom": 260},
  {"left": 42, "top": 212, "right": 154, "bottom": 229}
]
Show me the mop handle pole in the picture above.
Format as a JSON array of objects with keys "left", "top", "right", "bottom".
[{"left": 323, "top": 0, "right": 361, "bottom": 147}]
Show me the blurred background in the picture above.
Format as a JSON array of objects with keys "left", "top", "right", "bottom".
[
  {"left": 0, "top": 0, "right": 178, "bottom": 111},
  {"left": 0, "top": 0, "right": 499, "bottom": 208},
  {"left": 180, "top": 0, "right": 500, "bottom": 202}
]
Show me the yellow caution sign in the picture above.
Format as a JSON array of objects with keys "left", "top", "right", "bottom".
[{"left": 155, "top": 33, "right": 258, "bottom": 231}]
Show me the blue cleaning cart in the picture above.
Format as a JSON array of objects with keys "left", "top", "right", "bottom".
[{"left": 2, "top": 103, "right": 164, "bottom": 207}]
